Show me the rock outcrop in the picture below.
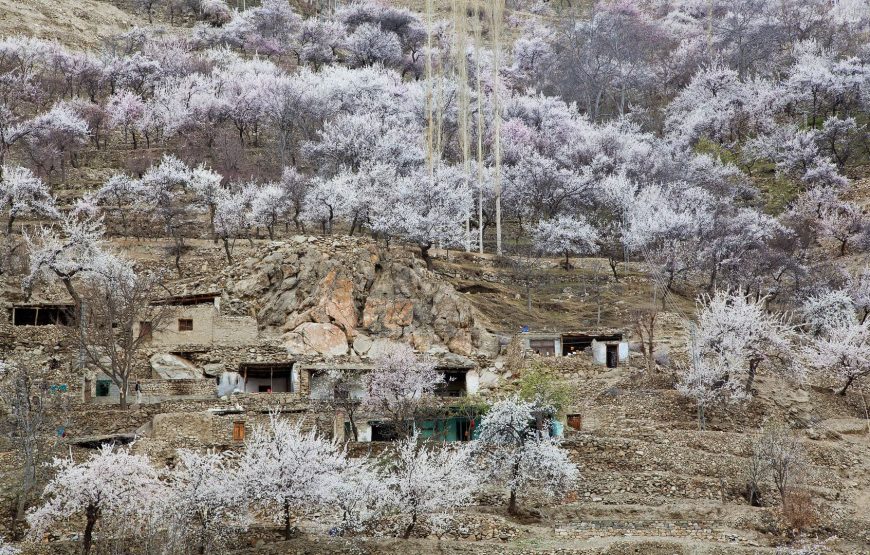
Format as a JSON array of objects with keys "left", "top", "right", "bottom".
[
  {"left": 224, "top": 236, "right": 497, "bottom": 359},
  {"left": 149, "top": 353, "right": 203, "bottom": 380}
]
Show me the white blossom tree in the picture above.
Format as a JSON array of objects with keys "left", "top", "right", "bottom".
[
  {"left": 678, "top": 333, "right": 746, "bottom": 429},
  {"left": 27, "top": 446, "right": 165, "bottom": 555},
  {"left": 23, "top": 214, "right": 124, "bottom": 306},
  {"left": 803, "top": 319, "right": 870, "bottom": 395},
  {"left": 364, "top": 344, "right": 443, "bottom": 440},
  {"left": 474, "top": 397, "right": 578, "bottom": 515},
  {"left": 1, "top": 165, "right": 57, "bottom": 236},
  {"left": 189, "top": 164, "right": 225, "bottom": 241},
  {"left": 168, "top": 449, "right": 248, "bottom": 555},
  {"left": 135, "top": 155, "right": 197, "bottom": 275},
  {"left": 381, "top": 434, "right": 476, "bottom": 538},
  {"left": 213, "top": 185, "right": 254, "bottom": 263},
  {"left": 801, "top": 289, "right": 856, "bottom": 336},
  {"left": 532, "top": 215, "right": 599, "bottom": 269},
  {"left": 94, "top": 174, "right": 139, "bottom": 236},
  {"left": 238, "top": 413, "right": 345, "bottom": 540},
  {"left": 693, "top": 291, "right": 795, "bottom": 394},
  {"left": 0, "top": 538, "right": 19, "bottom": 555},
  {"left": 327, "top": 456, "right": 388, "bottom": 534},
  {"left": 250, "top": 182, "right": 291, "bottom": 240}
]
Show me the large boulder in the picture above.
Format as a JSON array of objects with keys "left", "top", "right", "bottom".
[
  {"left": 226, "top": 236, "right": 497, "bottom": 357},
  {"left": 150, "top": 353, "right": 203, "bottom": 380},
  {"left": 284, "top": 322, "right": 349, "bottom": 357}
]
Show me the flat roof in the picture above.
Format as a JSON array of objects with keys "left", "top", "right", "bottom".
[{"left": 152, "top": 292, "right": 221, "bottom": 306}]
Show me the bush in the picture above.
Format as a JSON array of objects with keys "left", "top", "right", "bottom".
[{"left": 782, "top": 488, "right": 818, "bottom": 533}]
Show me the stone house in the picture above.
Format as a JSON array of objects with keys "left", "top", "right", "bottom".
[{"left": 521, "top": 330, "right": 629, "bottom": 367}]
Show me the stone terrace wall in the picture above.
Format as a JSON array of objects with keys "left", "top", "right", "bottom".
[
  {"left": 138, "top": 378, "right": 217, "bottom": 400},
  {"left": 554, "top": 521, "right": 739, "bottom": 543}
]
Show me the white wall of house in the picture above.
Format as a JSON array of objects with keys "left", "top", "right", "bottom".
[
  {"left": 466, "top": 370, "right": 480, "bottom": 395},
  {"left": 244, "top": 375, "right": 291, "bottom": 393},
  {"left": 356, "top": 421, "right": 372, "bottom": 442},
  {"left": 619, "top": 342, "right": 629, "bottom": 361},
  {"left": 592, "top": 341, "right": 607, "bottom": 365}
]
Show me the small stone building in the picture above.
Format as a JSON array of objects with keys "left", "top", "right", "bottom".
[{"left": 521, "top": 330, "right": 629, "bottom": 367}]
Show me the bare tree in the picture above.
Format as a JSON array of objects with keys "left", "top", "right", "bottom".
[
  {"left": 0, "top": 360, "right": 67, "bottom": 538},
  {"left": 311, "top": 369, "right": 365, "bottom": 442},
  {"left": 73, "top": 266, "right": 171, "bottom": 409},
  {"left": 633, "top": 309, "right": 658, "bottom": 375},
  {"left": 746, "top": 420, "right": 810, "bottom": 509},
  {"left": 760, "top": 421, "right": 809, "bottom": 508}
]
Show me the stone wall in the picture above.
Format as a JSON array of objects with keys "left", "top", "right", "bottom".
[
  {"left": 137, "top": 378, "right": 217, "bottom": 400},
  {"left": 138, "top": 304, "right": 259, "bottom": 347},
  {"left": 554, "top": 521, "right": 735, "bottom": 542}
]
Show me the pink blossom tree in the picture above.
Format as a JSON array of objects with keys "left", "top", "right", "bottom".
[
  {"left": 24, "top": 103, "right": 90, "bottom": 182},
  {"left": 106, "top": 90, "right": 145, "bottom": 149}
]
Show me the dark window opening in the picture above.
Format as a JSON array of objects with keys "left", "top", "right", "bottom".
[
  {"left": 370, "top": 421, "right": 398, "bottom": 442},
  {"left": 436, "top": 370, "right": 467, "bottom": 397},
  {"left": 562, "top": 334, "right": 622, "bottom": 356},
  {"left": 178, "top": 318, "right": 193, "bottom": 331},
  {"left": 530, "top": 339, "right": 556, "bottom": 356},
  {"left": 139, "top": 321, "right": 152, "bottom": 340},
  {"left": 606, "top": 344, "right": 619, "bottom": 368},
  {"left": 11, "top": 305, "right": 75, "bottom": 326},
  {"left": 153, "top": 293, "right": 219, "bottom": 307},
  {"left": 239, "top": 362, "right": 294, "bottom": 393},
  {"left": 95, "top": 380, "right": 112, "bottom": 397}
]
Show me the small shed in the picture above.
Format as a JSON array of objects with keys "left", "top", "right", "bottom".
[{"left": 520, "top": 330, "right": 629, "bottom": 367}]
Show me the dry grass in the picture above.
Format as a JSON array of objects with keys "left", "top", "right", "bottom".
[
  {"left": 0, "top": 0, "right": 136, "bottom": 50},
  {"left": 432, "top": 249, "right": 696, "bottom": 336}
]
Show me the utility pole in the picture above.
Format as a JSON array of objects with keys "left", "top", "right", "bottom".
[{"left": 491, "top": 0, "right": 504, "bottom": 256}]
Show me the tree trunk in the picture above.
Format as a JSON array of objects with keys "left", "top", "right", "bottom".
[
  {"left": 838, "top": 375, "right": 855, "bottom": 396},
  {"left": 82, "top": 504, "right": 98, "bottom": 555},
  {"left": 745, "top": 359, "right": 760, "bottom": 392},
  {"left": 608, "top": 257, "right": 619, "bottom": 282},
  {"left": 508, "top": 488, "right": 518, "bottom": 515},
  {"left": 348, "top": 412, "right": 359, "bottom": 442},
  {"left": 402, "top": 512, "right": 418, "bottom": 539},
  {"left": 284, "top": 500, "right": 292, "bottom": 540},
  {"left": 118, "top": 382, "right": 128, "bottom": 410},
  {"left": 420, "top": 242, "right": 433, "bottom": 270},
  {"left": 209, "top": 206, "right": 217, "bottom": 243},
  {"left": 222, "top": 238, "right": 233, "bottom": 264}
]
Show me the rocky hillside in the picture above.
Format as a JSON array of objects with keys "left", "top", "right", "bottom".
[
  {"left": 223, "top": 236, "right": 498, "bottom": 360},
  {"left": 0, "top": 0, "right": 135, "bottom": 49}
]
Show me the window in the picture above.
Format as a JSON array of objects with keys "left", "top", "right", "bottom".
[
  {"left": 139, "top": 321, "right": 153, "bottom": 340},
  {"left": 95, "top": 380, "right": 112, "bottom": 397},
  {"left": 232, "top": 422, "right": 246, "bottom": 441},
  {"left": 178, "top": 318, "right": 193, "bottom": 332}
]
